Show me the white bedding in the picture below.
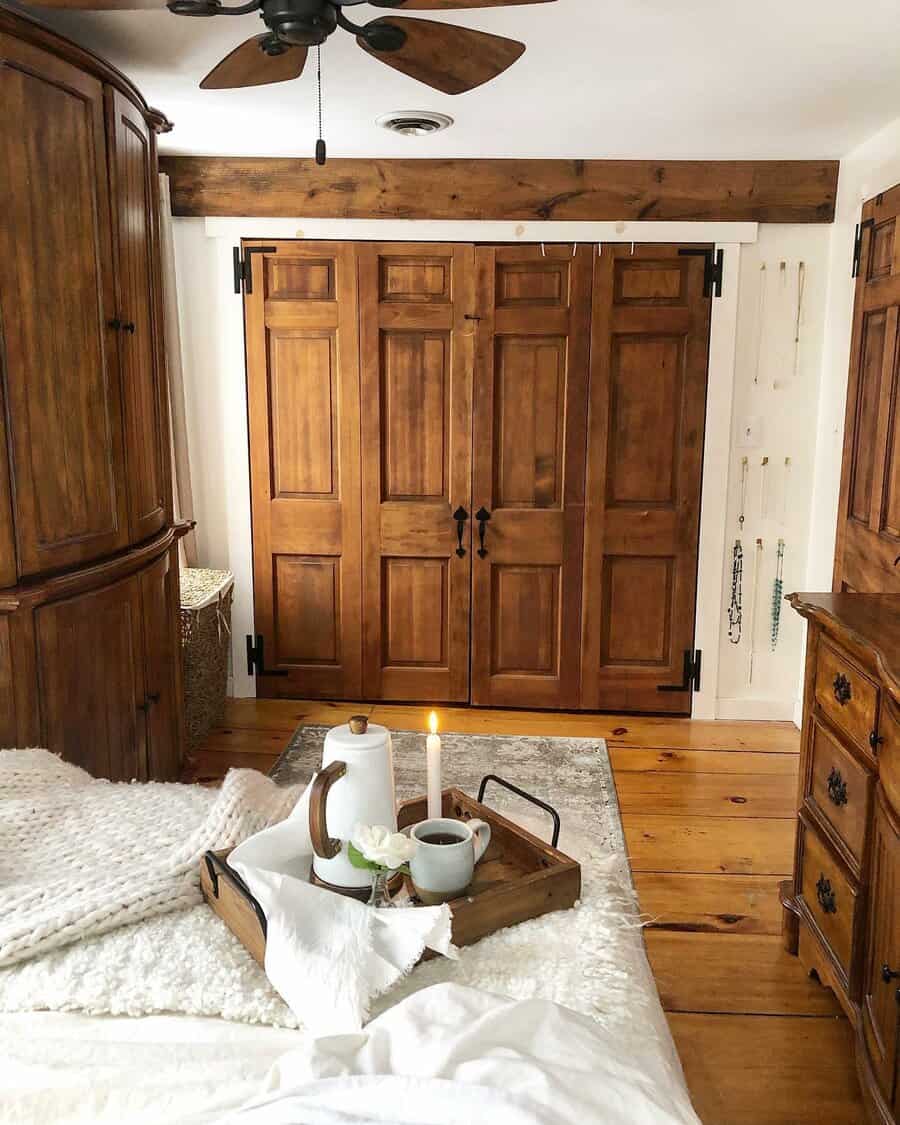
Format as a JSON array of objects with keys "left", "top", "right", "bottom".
[{"left": 0, "top": 985, "right": 700, "bottom": 1125}]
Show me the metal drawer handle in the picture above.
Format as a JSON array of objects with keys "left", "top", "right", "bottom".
[
  {"left": 475, "top": 507, "right": 491, "bottom": 559},
  {"left": 882, "top": 964, "right": 900, "bottom": 984},
  {"left": 452, "top": 507, "right": 468, "bottom": 558},
  {"left": 832, "top": 673, "right": 852, "bottom": 706},
  {"left": 816, "top": 873, "right": 837, "bottom": 915},
  {"left": 826, "top": 767, "right": 848, "bottom": 807}
]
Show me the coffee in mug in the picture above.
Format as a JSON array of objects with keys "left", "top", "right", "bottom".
[{"left": 409, "top": 817, "right": 491, "bottom": 905}]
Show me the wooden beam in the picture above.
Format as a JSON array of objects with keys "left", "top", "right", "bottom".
[{"left": 160, "top": 156, "right": 838, "bottom": 223}]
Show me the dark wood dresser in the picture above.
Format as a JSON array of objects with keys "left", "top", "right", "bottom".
[{"left": 784, "top": 593, "right": 900, "bottom": 1124}]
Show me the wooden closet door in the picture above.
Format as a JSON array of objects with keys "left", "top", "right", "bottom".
[
  {"left": 359, "top": 244, "right": 474, "bottom": 702},
  {"left": 140, "top": 548, "right": 182, "bottom": 781},
  {"left": 470, "top": 245, "right": 592, "bottom": 709},
  {"left": 108, "top": 89, "right": 169, "bottom": 545},
  {"left": 0, "top": 33, "right": 129, "bottom": 577},
  {"left": 245, "top": 242, "right": 362, "bottom": 698},
  {"left": 581, "top": 245, "right": 711, "bottom": 714},
  {"left": 834, "top": 185, "right": 900, "bottom": 592}
]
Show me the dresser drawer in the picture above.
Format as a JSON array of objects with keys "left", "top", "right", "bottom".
[
  {"left": 798, "top": 819, "right": 860, "bottom": 982},
  {"left": 806, "top": 717, "right": 873, "bottom": 865},
  {"left": 814, "top": 637, "right": 879, "bottom": 754}
]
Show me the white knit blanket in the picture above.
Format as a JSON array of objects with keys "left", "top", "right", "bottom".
[{"left": 0, "top": 750, "right": 298, "bottom": 968}]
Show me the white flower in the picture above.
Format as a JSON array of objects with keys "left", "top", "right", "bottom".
[{"left": 352, "top": 823, "right": 418, "bottom": 870}]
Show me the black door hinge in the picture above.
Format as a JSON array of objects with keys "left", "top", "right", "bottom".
[
  {"left": 678, "top": 247, "right": 723, "bottom": 298},
  {"left": 658, "top": 649, "right": 702, "bottom": 693},
  {"left": 246, "top": 634, "right": 288, "bottom": 677},
  {"left": 233, "top": 245, "right": 277, "bottom": 295},
  {"left": 851, "top": 218, "right": 875, "bottom": 278}
]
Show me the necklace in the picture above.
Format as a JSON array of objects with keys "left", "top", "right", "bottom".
[
  {"left": 728, "top": 539, "right": 743, "bottom": 645},
  {"left": 771, "top": 539, "right": 785, "bottom": 650}
]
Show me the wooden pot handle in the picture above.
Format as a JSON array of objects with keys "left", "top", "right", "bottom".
[{"left": 309, "top": 760, "right": 347, "bottom": 859}]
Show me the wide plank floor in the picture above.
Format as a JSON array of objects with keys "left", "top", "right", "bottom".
[{"left": 189, "top": 699, "right": 864, "bottom": 1124}]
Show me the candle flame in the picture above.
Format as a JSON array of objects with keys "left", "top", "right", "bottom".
[{"left": 428, "top": 711, "right": 439, "bottom": 735}]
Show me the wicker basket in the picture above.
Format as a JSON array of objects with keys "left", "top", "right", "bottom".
[{"left": 180, "top": 568, "right": 234, "bottom": 755}]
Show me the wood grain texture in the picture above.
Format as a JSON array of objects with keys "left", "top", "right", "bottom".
[
  {"left": 160, "top": 156, "right": 839, "bottom": 223},
  {"left": 200, "top": 37, "right": 307, "bottom": 91},
  {"left": 635, "top": 871, "right": 785, "bottom": 935},
  {"left": 624, "top": 812, "right": 796, "bottom": 874}
]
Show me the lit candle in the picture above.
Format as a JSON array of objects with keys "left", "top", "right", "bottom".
[{"left": 426, "top": 711, "right": 442, "bottom": 820}]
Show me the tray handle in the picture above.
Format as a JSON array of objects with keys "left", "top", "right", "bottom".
[
  {"left": 203, "top": 851, "right": 268, "bottom": 940},
  {"left": 476, "top": 774, "right": 561, "bottom": 848}
]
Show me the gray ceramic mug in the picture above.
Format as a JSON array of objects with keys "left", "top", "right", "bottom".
[{"left": 409, "top": 817, "right": 491, "bottom": 905}]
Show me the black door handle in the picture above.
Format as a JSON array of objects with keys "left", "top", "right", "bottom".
[
  {"left": 452, "top": 507, "right": 469, "bottom": 558},
  {"left": 122, "top": 321, "right": 135, "bottom": 334},
  {"left": 475, "top": 507, "right": 491, "bottom": 558}
]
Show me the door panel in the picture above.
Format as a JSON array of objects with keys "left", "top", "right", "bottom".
[
  {"left": 245, "top": 242, "right": 362, "bottom": 698},
  {"left": 581, "top": 245, "right": 711, "bottom": 714},
  {"left": 36, "top": 574, "right": 146, "bottom": 781},
  {"left": 109, "top": 90, "right": 168, "bottom": 544},
  {"left": 0, "top": 34, "right": 129, "bottom": 577},
  {"left": 835, "top": 184, "right": 900, "bottom": 592},
  {"left": 359, "top": 244, "right": 473, "bottom": 702},
  {"left": 140, "top": 548, "right": 181, "bottom": 781},
  {"left": 471, "top": 245, "right": 592, "bottom": 708}
]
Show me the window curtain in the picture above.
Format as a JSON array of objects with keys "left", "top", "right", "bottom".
[{"left": 158, "top": 173, "right": 199, "bottom": 568}]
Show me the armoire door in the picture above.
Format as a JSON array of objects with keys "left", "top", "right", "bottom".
[
  {"left": 358, "top": 244, "right": 474, "bottom": 702},
  {"left": 470, "top": 245, "right": 592, "bottom": 709},
  {"left": 108, "top": 89, "right": 169, "bottom": 545},
  {"left": 0, "top": 33, "right": 130, "bottom": 578},
  {"left": 834, "top": 183, "right": 900, "bottom": 593},
  {"left": 139, "top": 548, "right": 181, "bottom": 780},
  {"left": 245, "top": 241, "right": 363, "bottom": 698},
  {"left": 35, "top": 573, "right": 147, "bottom": 781},
  {"left": 580, "top": 245, "right": 711, "bottom": 714}
]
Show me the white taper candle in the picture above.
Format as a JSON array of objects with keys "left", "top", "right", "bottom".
[{"left": 426, "top": 710, "right": 442, "bottom": 820}]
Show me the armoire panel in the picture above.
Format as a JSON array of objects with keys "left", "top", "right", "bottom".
[
  {"left": 379, "top": 257, "right": 452, "bottom": 303},
  {"left": 614, "top": 258, "right": 688, "bottom": 304},
  {"left": 269, "top": 331, "right": 337, "bottom": 499},
  {"left": 600, "top": 556, "right": 673, "bottom": 667},
  {"left": 273, "top": 554, "right": 341, "bottom": 666},
  {"left": 266, "top": 257, "right": 335, "bottom": 301},
  {"left": 493, "top": 336, "right": 565, "bottom": 509},
  {"left": 382, "top": 557, "right": 448, "bottom": 668},
  {"left": 495, "top": 260, "right": 569, "bottom": 308},
  {"left": 851, "top": 311, "right": 886, "bottom": 525},
  {"left": 879, "top": 351, "right": 900, "bottom": 537},
  {"left": 490, "top": 564, "right": 560, "bottom": 676},
  {"left": 867, "top": 220, "right": 896, "bottom": 281},
  {"left": 607, "top": 335, "right": 682, "bottom": 507},
  {"left": 380, "top": 332, "right": 449, "bottom": 502}
]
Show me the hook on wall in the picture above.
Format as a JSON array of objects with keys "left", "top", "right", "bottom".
[{"left": 540, "top": 243, "right": 577, "bottom": 260}]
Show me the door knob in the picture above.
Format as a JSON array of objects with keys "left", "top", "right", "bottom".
[
  {"left": 475, "top": 507, "right": 491, "bottom": 558},
  {"left": 452, "top": 507, "right": 469, "bottom": 558}
]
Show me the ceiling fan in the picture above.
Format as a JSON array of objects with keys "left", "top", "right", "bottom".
[{"left": 29, "top": 0, "right": 554, "bottom": 97}]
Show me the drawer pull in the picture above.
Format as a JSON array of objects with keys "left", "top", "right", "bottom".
[
  {"left": 816, "top": 873, "right": 837, "bottom": 914},
  {"left": 869, "top": 730, "right": 884, "bottom": 753},
  {"left": 832, "top": 673, "right": 852, "bottom": 706},
  {"left": 826, "top": 767, "right": 848, "bottom": 807},
  {"left": 882, "top": 964, "right": 900, "bottom": 984}
]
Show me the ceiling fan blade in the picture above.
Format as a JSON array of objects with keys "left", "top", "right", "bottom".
[
  {"left": 25, "top": 0, "right": 165, "bottom": 8},
  {"left": 369, "top": 0, "right": 552, "bottom": 8},
  {"left": 358, "top": 17, "right": 524, "bottom": 94},
  {"left": 200, "top": 36, "right": 307, "bottom": 90}
]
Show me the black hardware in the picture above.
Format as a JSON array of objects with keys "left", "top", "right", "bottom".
[
  {"left": 108, "top": 317, "right": 136, "bottom": 334},
  {"left": 816, "top": 874, "right": 837, "bottom": 915},
  {"left": 826, "top": 767, "right": 848, "bottom": 807},
  {"left": 475, "top": 506, "right": 491, "bottom": 558},
  {"left": 833, "top": 673, "right": 852, "bottom": 706},
  {"left": 147, "top": 691, "right": 160, "bottom": 704},
  {"left": 882, "top": 964, "right": 900, "bottom": 984},
  {"left": 851, "top": 218, "right": 875, "bottom": 278},
  {"left": 107, "top": 317, "right": 122, "bottom": 330},
  {"left": 678, "top": 246, "right": 724, "bottom": 298},
  {"left": 233, "top": 245, "right": 277, "bottom": 295},
  {"left": 658, "top": 649, "right": 702, "bottom": 693},
  {"left": 136, "top": 698, "right": 150, "bottom": 714},
  {"left": 122, "top": 321, "right": 135, "bottom": 334},
  {"left": 870, "top": 730, "right": 884, "bottom": 754},
  {"left": 246, "top": 634, "right": 288, "bottom": 678},
  {"left": 477, "top": 774, "right": 561, "bottom": 849},
  {"left": 452, "top": 506, "right": 469, "bottom": 558},
  {"left": 894, "top": 555, "right": 900, "bottom": 567},
  {"left": 203, "top": 851, "right": 268, "bottom": 939},
  {"left": 464, "top": 314, "right": 482, "bottom": 321}
]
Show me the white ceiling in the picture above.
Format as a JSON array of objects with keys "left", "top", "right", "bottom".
[{"left": 20, "top": 0, "right": 900, "bottom": 159}]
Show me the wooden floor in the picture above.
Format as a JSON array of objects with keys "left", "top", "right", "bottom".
[{"left": 191, "top": 699, "right": 865, "bottom": 1125}]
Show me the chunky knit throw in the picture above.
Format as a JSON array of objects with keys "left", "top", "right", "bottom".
[{"left": 0, "top": 750, "right": 299, "bottom": 968}]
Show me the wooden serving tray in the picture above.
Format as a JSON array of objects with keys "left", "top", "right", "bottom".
[{"left": 200, "top": 782, "right": 581, "bottom": 965}]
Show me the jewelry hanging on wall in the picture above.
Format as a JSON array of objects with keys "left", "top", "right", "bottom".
[
  {"left": 747, "top": 538, "right": 763, "bottom": 685},
  {"left": 759, "top": 455, "right": 769, "bottom": 519},
  {"left": 753, "top": 263, "right": 767, "bottom": 385},
  {"left": 770, "top": 538, "right": 785, "bottom": 651},
  {"left": 738, "top": 456, "right": 749, "bottom": 531},
  {"left": 780, "top": 456, "right": 792, "bottom": 525},
  {"left": 728, "top": 539, "right": 743, "bottom": 644},
  {"left": 793, "top": 261, "right": 806, "bottom": 378}
]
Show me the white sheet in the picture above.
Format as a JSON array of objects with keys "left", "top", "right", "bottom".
[{"left": 0, "top": 986, "right": 700, "bottom": 1125}]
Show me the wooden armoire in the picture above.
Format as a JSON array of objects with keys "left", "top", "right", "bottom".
[
  {"left": 243, "top": 239, "right": 713, "bottom": 713},
  {"left": 0, "top": 8, "right": 184, "bottom": 781}
]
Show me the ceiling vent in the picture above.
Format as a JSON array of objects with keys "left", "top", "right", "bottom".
[{"left": 376, "top": 111, "right": 454, "bottom": 137}]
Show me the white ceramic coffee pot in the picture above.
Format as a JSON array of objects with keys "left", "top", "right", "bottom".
[{"left": 309, "top": 716, "right": 397, "bottom": 892}]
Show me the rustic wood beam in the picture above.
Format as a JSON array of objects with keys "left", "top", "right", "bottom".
[{"left": 159, "top": 156, "right": 838, "bottom": 223}]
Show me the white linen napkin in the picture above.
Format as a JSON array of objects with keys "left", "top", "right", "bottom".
[{"left": 227, "top": 781, "right": 456, "bottom": 1036}]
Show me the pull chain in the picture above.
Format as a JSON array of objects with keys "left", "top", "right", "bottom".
[{"left": 315, "top": 46, "right": 326, "bottom": 166}]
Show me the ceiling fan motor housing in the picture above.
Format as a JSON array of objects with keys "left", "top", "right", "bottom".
[{"left": 263, "top": 0, "right": 337, "bottom": 46}]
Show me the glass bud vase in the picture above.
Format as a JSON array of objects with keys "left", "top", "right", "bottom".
[{"left": 367, "top": 870, "right": 396, "bottom": 909}]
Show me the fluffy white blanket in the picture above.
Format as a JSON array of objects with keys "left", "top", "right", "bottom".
[{"left": 0, "top": 750, "right": 298, "bottom": 967}]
